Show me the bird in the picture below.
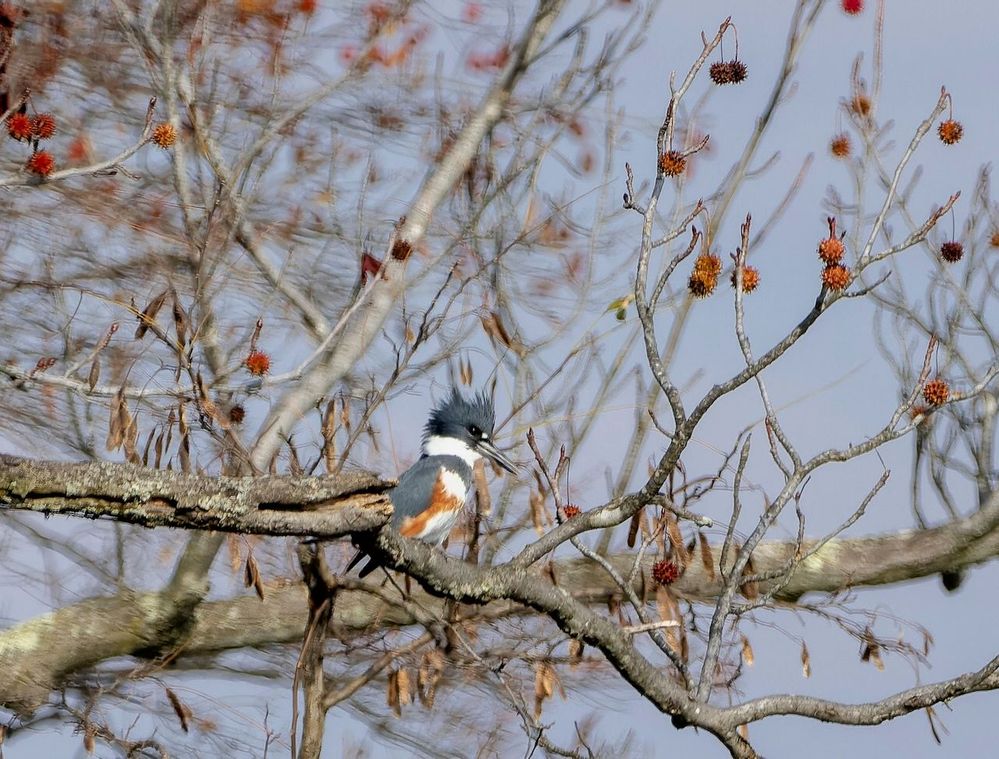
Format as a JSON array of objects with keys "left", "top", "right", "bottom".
[{"left": 346, "top": 387, "right": 516, "bottom": 578}]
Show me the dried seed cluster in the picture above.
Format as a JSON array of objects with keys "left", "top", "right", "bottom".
[
  {"left": 709, "top": 60, "right": 748, "bottom": 85},
  {"left": 152, "top": 122, "right": 177, "bottom": 149},
  {"left": 730, "top": 265, "right": 760, "bottom": 293},
  {"left": 652, "top": 559, "right": 680, "bottom": 586},
  {"left": 659, "top": 150, "right": 687, "bottom": 177},
  {"left": 688, "top": 253, "right": 721, "bottom": 298},
  {"left": 821, "top": 263, "right": 850, "bottom": 291},
  {"left": 562, "top": 504, "right": 581, "bottom": 518},
  {"left": 245, "top": 350, "right": 271, "bottom": 375},
  {"left": 830, "top": 133, "right": 851, "bottom": 158},
  {"left": 940, "top": 240, "right": 964, "bottom": 263},
  {"left": 937, "top": 119, "right": 963, "bottom": 145},
  {"left": 923, "top": 379, "right": 950, "bottom": 406}
]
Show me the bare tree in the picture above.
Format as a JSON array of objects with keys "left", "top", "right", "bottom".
[{"left": 1, "top": 1, "right": 997, "bottom": 757}]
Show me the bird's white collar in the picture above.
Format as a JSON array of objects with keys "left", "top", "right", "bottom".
[{"left": 423, "top": 435, "right": 480, "bottom": 468}]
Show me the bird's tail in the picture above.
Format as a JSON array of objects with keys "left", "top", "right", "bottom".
[{"left": 344, "top": 550, "right": 378, "bottom": 578}]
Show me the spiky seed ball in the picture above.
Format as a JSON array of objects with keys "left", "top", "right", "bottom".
[
  {"left": 818, "top": 236, "right": 845, "bottom": 264},
  {"left": 26, "top": 150, "right": 55, "bottom": 176},
  {"left": 563, "top": 504, "right": 581, "bottom": 518},
  {"left": 830, "top": 133, "right": 851, "bottom": 158},
  {"left": 7, "top": 112, "right": 32, "bottom": 141},
  {"left": 937, "top": 119, "right": 963, "bottom": 145},
  {"left": 245, "top": 350, "right": 271, "bottom": 375},
  {"left": 694, "top": 253, "right": 722, "bottom": 277},
  {"left": 709, "top": 61, "right": 733, "bottom": 85},
  {"left": 990, "top": 231, "right": 999, "bottom": 248},
  {"left": 842, "top": 0, "right": 863, "bottom": 14},
  {"left": 688, "top": 269, "right": 717, "bottom": 298},
  {"left": 731, "top": 265, "right": 760, "bottom": 292},
  {"left": 228, "top": 404, "right": 246, "bottom": 424},
  {"left": 31, "top": 113, "right": 56, "bottom": 140},
  {"left": 659, "top": 150, "right": 686, "bottom": 177},
  {"left": 728, "top": 60, "right": 748, "bottom": 84},
  {"left": 940, "top": 241, "right": 964, "bottom": 263},
  {"left": 821, "top": 263, "right": 850, "bottom": 291},
  {"left": 152, "top": 122, "right": 177, "bottom": 149},
  {"left": 850, "top": 93, "right": 872, "bottom": 118},
  {"left": 923, "top": 379, "right": 950, "bottom": 406},
  {"left": 652, "top": 559, "right": 680, "bottom": 586}
]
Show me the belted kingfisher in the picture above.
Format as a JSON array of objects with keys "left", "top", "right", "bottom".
[{"left": 346, "top": 387, "right": 516, "bottom": 578}]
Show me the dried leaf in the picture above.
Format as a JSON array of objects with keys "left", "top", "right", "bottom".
[
  {"left": 83, "top": 725, "right": 95, "bottom": 754},
  {"left": 925, "top": 705, "right": 948, "bottom": 744},
  {"left": 568, "top": 639, "right": 584, "bottom": 666},
  {"left": 153, "top": 429, "right": 165, "bottom": 469},
  {"left": 141, "top": 426, "right": 156, "bottom": 467},
  {"left": 387, "top": 670, "right": 401, "bottom": 717},
  {"left": 165, "top": 687, "right": 190, "bottom": 733},
  {"left": 396, "top": 668, "right": 412, "bottom": 706},
  {"left": 244, "top": 553, "right": 264, "bottom": 600},
  {"left": 417, "top": 650, "right": 444, "bottom": 708},
  {"left": 340, "top": 395, "right": 351, "bottom": 431},
  {"left": 627, "top": 506, "right": 645, "bottom": 549},
  {"left": 665, "top": 516, "right": 688, "bottom": 568},
  {"left": 737, "top": 724, "right": 749, "bottom": 741},
  {"left": 87, "top": 357, "right": 100, "bottom": 391},
  {"left": 861, "top": 628, "right": 884, "bottom": 671},
  {"left": 533, "top": 661, "right": 560, "bottom": 719},
  {"left": 801, "top": 641, "right": 811, "bottom": 679},
  {"left": 172, "top": 292, "right": 189, "bottom": 348},
  {"left": 134, "top": 289, "right": 168, "bottom": 339},
  {"left": 739, "top": 551, "right": 758, "bottom": 600},
  {"left": 698, "top": 532, "right": 716, "bottom": 581},
  {"left": 106, "top": 387, "right": 134, "bottom": 453},
  {"left": 656, "top": 587, "right": 687, "bottom": 662},
  {"left": 740, "top": 635, "right": 755, "bottom": 667},
  {"left": 459, "top": 357, "right": 473, "bottom": 386}
]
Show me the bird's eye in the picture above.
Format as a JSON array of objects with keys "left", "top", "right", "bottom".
[{"left": 468, "top": 425, "right": 482, "bottom": 438}]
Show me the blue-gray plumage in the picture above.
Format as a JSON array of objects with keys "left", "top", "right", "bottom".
[{"left": 346, "top": 387, "right": 516, "bottom": 578}]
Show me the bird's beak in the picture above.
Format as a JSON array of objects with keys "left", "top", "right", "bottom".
[{"left": 478, "top": 439, "right": 516, "bottom": 474}]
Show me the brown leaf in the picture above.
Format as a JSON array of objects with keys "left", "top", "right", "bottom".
[
  {"left": 568, "top": 639, "right": 584, "bottom": 666},
  {"left": 153, "top": 429, "right": 165, "bottom": 469},
  {"left": 172, "top": 292, "right": 189, "bottom": 348},
  {"left": 544, "top": 560, "right": 558, "bottom": 586},
  {"left": 106, "top": 387, "right": 134, "bottom": 453},
  {"left": 739, "top": 550, "right": 758, "bottom": 600},
  {"left": 165, "top": 687, "right": 190, "bottom": 733},
  {"left": 737, "top": 724, "right": 749, "bottom": 741},
  {"left": 417, "top": 650, "right": 444, "bottom": 708},
  {"left": 83, "top": 725, "right": 95, "bottom": 754},
  {"left": 459, "top": 357, "right": 473, "bottom": 386},
  {"left": 665, "top": 516, "right": 688, "bottom": 568},
  {"left": 529, "top": 488, "right": 548, "bottom": 536},
  {"left": 396, "top": 668, "right": 412, "bottom": 706},
  {"left": 244, "top": 553, "right": 264, "bottom": 600},
  {"left": 627, "top": 506, "right": 645, "bottom": 549},
  {"left": 141, "top": 427, "right": 156, "bottom": 467},
  {"left": 741, "top": 635, "right": 755, "bottom": 667},
  {"left": 387, "top": 670, "right": 401, "bottom": 717},
  {"left": 533, "top": 661, "right": 560, "bottom": 719},
  {"left": 87, "top": 357, "right": 100, "bottom": 392},
  {"left": 656, "top": 587, "right": 687, "bottom": 662},
  {"left": 801, "top": 641, "right": 811, "bottom": 679},
  {"left": 340, "top": 395, "right": 351, "bottom": 431},
  {"left": 134, "top": 289, "right": 168, "bottom": 339},
  {"left": 698, "top": 532, "right": 716, "bottom": 581}
]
